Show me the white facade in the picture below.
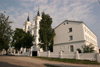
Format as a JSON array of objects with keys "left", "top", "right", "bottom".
[
  {"left": 23, "top": 21, "right": 32, "bottom": 33},
  {"left": 54, "top": 20, "right": 99, "bottom": 53},
  {"left": 23, "top": 11, "right": 42, "bottom": 51},
  {"left": 33, "top": 16, "right": 42, "bottom": 46}
]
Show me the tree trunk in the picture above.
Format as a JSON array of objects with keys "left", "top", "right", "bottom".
[{"left": 46, "top": 44, "right": 47, "bottom": 51}]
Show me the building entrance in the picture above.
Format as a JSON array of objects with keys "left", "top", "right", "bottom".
[{"left": 32, "top": 51, "right": 37, "bottom": 56}]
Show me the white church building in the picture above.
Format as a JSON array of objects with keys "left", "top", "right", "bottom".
[
  {"left": 22, "top": 9, "right": 99, "bottom": 55},
  {"left": 23, "top": 10, "right": 43, "bottom": 56}
]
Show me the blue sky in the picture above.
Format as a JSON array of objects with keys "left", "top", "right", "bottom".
[{"left": 0, "top": 0, "right": 100, "bottom": 48}]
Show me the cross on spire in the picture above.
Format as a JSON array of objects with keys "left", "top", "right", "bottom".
[{"left": 37, "top": 5, "right": 40, "bottom": 16}]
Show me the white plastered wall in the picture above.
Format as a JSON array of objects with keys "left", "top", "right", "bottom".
[{"left": 53, "top": 41, "right": 85, "bottom": 54}]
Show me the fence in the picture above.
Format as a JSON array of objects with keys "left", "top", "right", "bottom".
[
  {"left": 6, "top": 50, "right": 100, "bottom": 63},
  {"left": 38, "top": 51, "right": 100, "bottom": 63},
  {"left": 79, "top": 53, "right": 97, "bottom": 61}
]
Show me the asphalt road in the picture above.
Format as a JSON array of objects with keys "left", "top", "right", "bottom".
[
  {"left": 0, "top": 56, "right": 45, "bottom": 67},
  {"left": 0, "top": 56, "right": 99, "bottom": 67},
  {"left": 0, "top": 61, "right": 24, "bottom": 67},
  {"left": 0, "top": 61, "right": 83, "bottom": 67},
  {"left": 0, "top": 61, "right": 82, "bottom": 67}
]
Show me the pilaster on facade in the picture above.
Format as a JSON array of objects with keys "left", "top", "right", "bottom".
[
  {"left": 33, "top": 15, "right": 42, "bottom": 47},
  {"left": 23, "top": 21, "right": 32, "bottom": 33}
]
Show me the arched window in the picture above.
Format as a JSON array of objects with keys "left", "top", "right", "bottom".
[
  {"left": 35, "top": 21, "right": 37, "bottom": 25},
  {"left": 25, "top": 25, "right": 26, "bottom": 30},
  {"left": 25, "top": 25, "right": 26, "bottom": 32}
]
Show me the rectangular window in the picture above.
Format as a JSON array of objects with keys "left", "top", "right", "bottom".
[
  {"left": 24, "top": 25, "right": 27, "bottom": 32},
  {"left": 69, "top": 28, "right": 72, "bottom": 32},
  {"left": 35, "top": 21, "right": 37, "bottom": 25},
  {"left": 69, "top": 35, "right": 73, "bottom": 40},
  {"left": 28, "top": 26, "right": 30, "bottom": 30},
  {"left": 25, "top": 25, "right": 26, "bottom": 30},
  {"left": 70, "top": 45, "right": 74, "bottom": 52}
]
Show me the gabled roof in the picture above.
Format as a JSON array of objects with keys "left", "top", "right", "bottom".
[
  {"left": 54, "top": 20, "right": 83, "bottom": 29},
  {"left": 54, "top": 20, "right": 97, "bottom": 37}
]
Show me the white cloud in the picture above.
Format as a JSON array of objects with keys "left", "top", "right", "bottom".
[
  {"left": 1, "top": 0, "right": 97, "bottom": 29},
  {"left": 38, "top": 0, "right": 96, "bottom": 28}
]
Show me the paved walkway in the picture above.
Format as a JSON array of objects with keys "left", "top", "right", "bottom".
[{"left": 0, "top": 56, "right": 100, "bottom": 67}]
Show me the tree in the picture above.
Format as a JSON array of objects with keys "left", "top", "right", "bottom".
[
  {"left": 82, "top": 44, "right": 95, "bottom": 53},
  {"left": 77, "top": 48, "right": 82, "bottom": 53},
  {"left": 0, "top": 12, "right": 13, "bottom": 51},
  {"left": 11, "top": 28, "right": 26, "bottom": 50},
  {"left": 39, "top": 12, "right": 55, "bottom": 51},
  {"left": 11, "top": 28, "right": 34, "bottom": 51},
  {"left": 22, "top": 31, "right": 34, "bottom": 48},
  {"left": 48, "top": 40, "right": 53, "bottom": 52}
]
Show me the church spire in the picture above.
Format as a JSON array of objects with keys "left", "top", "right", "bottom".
[
  {"left": 37, "top": 5, "right": 40, "bottom": 16},
  {"left": 27, "top": 13, "right": 30, "bottom": 21}
]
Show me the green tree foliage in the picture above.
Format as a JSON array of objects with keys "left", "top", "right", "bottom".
[
  {"left": 0, "top": 13, "right": 13, "bottom": 51},
  {"left": 77, "top": 48, "right": 82, "bottom": 53},
  {"left": 11, "top": 28, "right": 26, "bottom": 50},
  {"left": 82, "top": 44, "right": 95, "bottom": 53},
  {"left": 48, "top": 41, "right": 53, "bottom": 52},
  {"left": 39, "top": 12, "right": 55, "bottom": 51},
  {"left": 22, "top": 31, "right": 34, "bottom": 48},
  {"left": 11, "top": 28, "right": 34, "bottom": 50}
]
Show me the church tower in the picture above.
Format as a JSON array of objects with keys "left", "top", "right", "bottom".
[
  {"left": 23, "top": 14, "right": 31, "bottom": 33},
  {"left": 33, "top": 9, "right": 42, "bottom": 47}
]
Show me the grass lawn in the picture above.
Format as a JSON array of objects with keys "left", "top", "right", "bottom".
[{"left": 33, "top": 57, "right": 100, "bottom": 65}]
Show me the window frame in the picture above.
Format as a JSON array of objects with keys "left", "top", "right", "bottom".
[
  {"left": 69, "top": 35, "right": 73, "bottom": 40},
  {"left": 70, "top": 45, "right": 74, "bottom": 52},
  {"left": 69, "top": 28, "right": 72, "bottom": 32}
]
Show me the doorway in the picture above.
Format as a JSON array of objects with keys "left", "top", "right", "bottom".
[{"left": 32, "top": 51, "right": 37, "bottom": 56}]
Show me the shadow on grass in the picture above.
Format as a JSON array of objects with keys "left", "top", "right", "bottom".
[
  {"left": 0, "top": 61, "right": 26, "bottom": 67},
  {"left": 35, "top": 57, "right": 100, "bottom": 65},
  {"left": 44, "top": 64, "right": 60, "bottom": 67},
  {"left": 44, "top": 64, "right": 83, "bottom": 67}
]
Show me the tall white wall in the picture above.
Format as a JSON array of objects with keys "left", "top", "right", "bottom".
[
  {"left": 23, "top": 21, "right": 31, "bottom": 32},
  {"left": 54, "top": 20, "right": 99, "bottom": 53},
  {"left": 53, "top": 41, "right": 85, "bottom": 53},
  {"left": 33, "top": 16, "right": 42, "bottom": 47},
  {"left": 31, "top": 21, "right": 35, "bottom": 36},
  {"left": 54, "top": 21, "right": 84, "bottom": 45},
  {"left": 82, "top": 24, "right": 99, "bottom": 53}
]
